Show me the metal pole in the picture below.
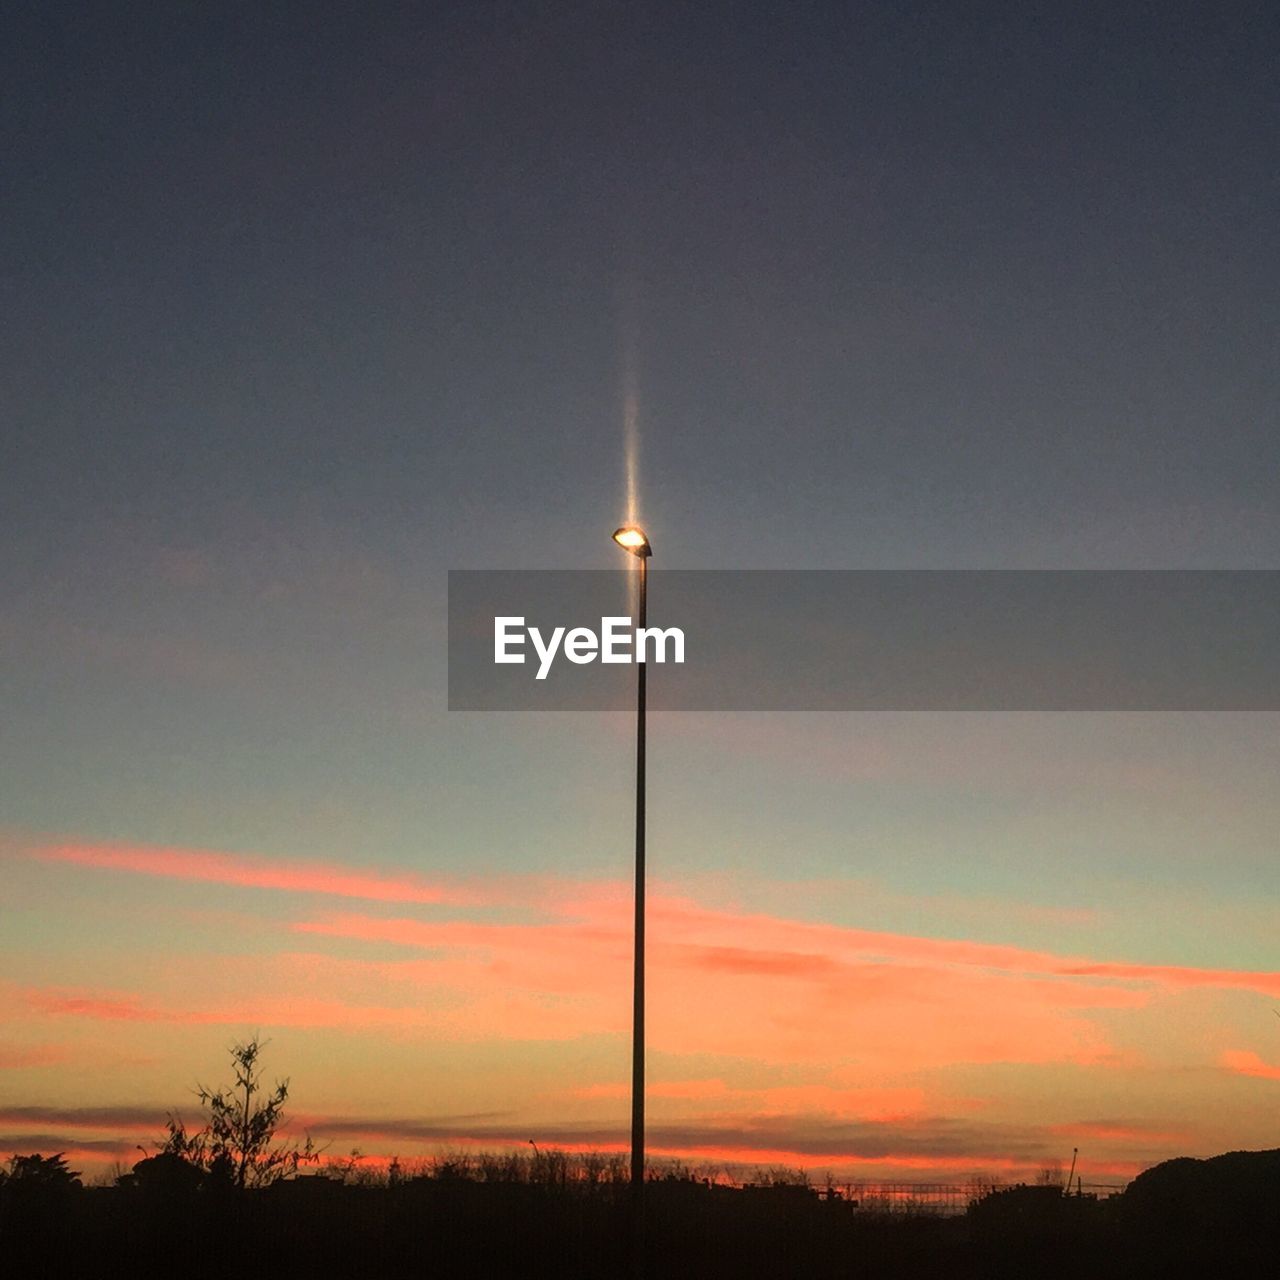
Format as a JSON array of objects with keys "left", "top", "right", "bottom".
[{"left": 630, "top": 553, "right": 647, "bottom": 1251}]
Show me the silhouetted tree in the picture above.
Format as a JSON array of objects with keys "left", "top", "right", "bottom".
[
  {"left": 0, "top": 1153, "right": 83, "bottom": 1233},
  {"left": 159, "top": 1036, "right": 316, "bottom": 1189},
  {"left": 0, "top": 1152, "right": 82, "bottom": 1193},
  {"left": 123, "top": 1150, "right": 205, "bottom": 1197}
]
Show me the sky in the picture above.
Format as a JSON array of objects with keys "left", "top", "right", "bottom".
[{"left": 2, "top": 0, "right": 1278, "bottom": 1184}]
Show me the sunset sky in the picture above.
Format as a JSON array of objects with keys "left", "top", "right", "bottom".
[{"left": 2, "top": 1, "right": 1278, "bottom": 1184}]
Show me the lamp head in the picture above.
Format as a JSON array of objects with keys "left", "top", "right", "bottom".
[{"left": 612, "top": 525, "right": 651, "bottom": 557}]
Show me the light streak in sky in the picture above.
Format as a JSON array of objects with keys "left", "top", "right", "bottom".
[{"left": 622, "top": 333, "right": 640, "bottom": 528}]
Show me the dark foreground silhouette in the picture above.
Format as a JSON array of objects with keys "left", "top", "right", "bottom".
[{"left": 3, "top": 1147, "right": 1278, "bottom": 1279}]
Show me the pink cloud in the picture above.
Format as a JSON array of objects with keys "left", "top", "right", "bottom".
[
  {"left": 1220, "top": 1049, "right": 1280, "bottom": 1081},
  {"left": 28, "top": 991, "right": 170, "bottom": 1023},
  {"left": 628, "top": 892, "right": 1280, "bottom": 1001},
  {"left": 20, "top": 840, "right": 1279, "bottom": 1084},
  {"left": 287, "top": 911, "right": 1121, "bottom": 1069},
  {"left": 32, "top": 840, "right": 1277, "bottom": 1005},
  {"left": 35, "top": 842, "right": 460, "bottom": 906},
  {"left": 1054, "top": 961, "right": 1280, "bottom": 998},
  {"left": 272, "top": 883, "right": 1280, "bottom": 1073},
  {"left": 21, "top": 983, "right": 435, "bottom": 1032},
  {"left": 18, "top": 844, "right": 1280, "bottom": 1099}
]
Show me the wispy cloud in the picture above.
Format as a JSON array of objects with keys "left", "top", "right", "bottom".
[
  {"left": 26, "top": 836, "right": 1280, "bottom": 1073},
  {"left": 1048, "top": 1119, "right": 1191, "bottom": 1145},
  {"left": 14, "top": 836, "right": 1275, "bottom": 1183},
  {"left": 279, "top": 909, "right": 1113, "bottom": 1070},
  {"left": 35, "top": 842, "right": 461, "bottom": 906},
  {"left": 25, "top": 991, "right": 169, "bottom": 1023},
  {"left": 0, "top": 1105, "right": 164, "bottom": 1132},
  {"left": 571, "top": 1079, "right": 928, "bottom": 1120},
  {"left": 0, "top": 1104, "right": 1146, "bottom": 1177},
  {"left": 19, "top": 983, "right": 436, "bottom": 1032}
]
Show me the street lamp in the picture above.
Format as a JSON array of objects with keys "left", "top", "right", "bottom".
[
  {"left": 612, "top": 526, "right": 651, "bottom": 557},
  {"left": 612, "top": 524, "right": 650, "bottom": 1203}
]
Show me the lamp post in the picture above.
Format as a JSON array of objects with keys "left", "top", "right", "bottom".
[{"left": 612, "top": 524, "right": 650, "bottom": 1205}]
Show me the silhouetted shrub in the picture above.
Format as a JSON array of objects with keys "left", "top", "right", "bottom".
[{"left": 1119, "top": 1148, "right": 1280, "bottom": 1271}]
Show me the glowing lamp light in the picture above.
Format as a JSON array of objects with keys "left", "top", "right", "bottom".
[{"left": 612, "top": 525, "right": 651, "bottom": 557}]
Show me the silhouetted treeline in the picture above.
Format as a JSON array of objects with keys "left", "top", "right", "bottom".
[{"left": 3, "top": 1148, "right": 1278, "bottom": 1278}]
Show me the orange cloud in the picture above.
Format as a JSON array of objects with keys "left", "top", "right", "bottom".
[
  {"left": 27, "top": 991, "right": 170, "bottom": 1023},
  {"left": 21, "top": 854, "right": 1277, "bottom": 1084},
  {"left": 16, "top": 840, "right": 1279, "bottom": 1175},
  {"left": 1049, "top": 1120, "right": 1190, "bottom": 1145},
  {"left": 282, "top": 911, "right": 1119, "bottom": 1069},
  {"left": 284, "top": 886, "right": 1280, "bottom": 1072},
  {"left": 633, "top": 893, "right": 1280, "bottom": 1000},
  {"left": 31, "top": 840, "right": 1280, "bottom": 1005},
  {"left": 1054, "top": 961, "right": 1280, "bottom": 998},
  {"left": 35, "top": 842, "right": 460, "bottom": 906},
  {"left": 1220, "top": 1049, "right": 1280, "bottom": 1081},
  {"left": 571, "top": 1080, "right": 927, "bottom": 1119},
  {"left": 572, "top": 1080, "right": 732, "bottom": 1101}
]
